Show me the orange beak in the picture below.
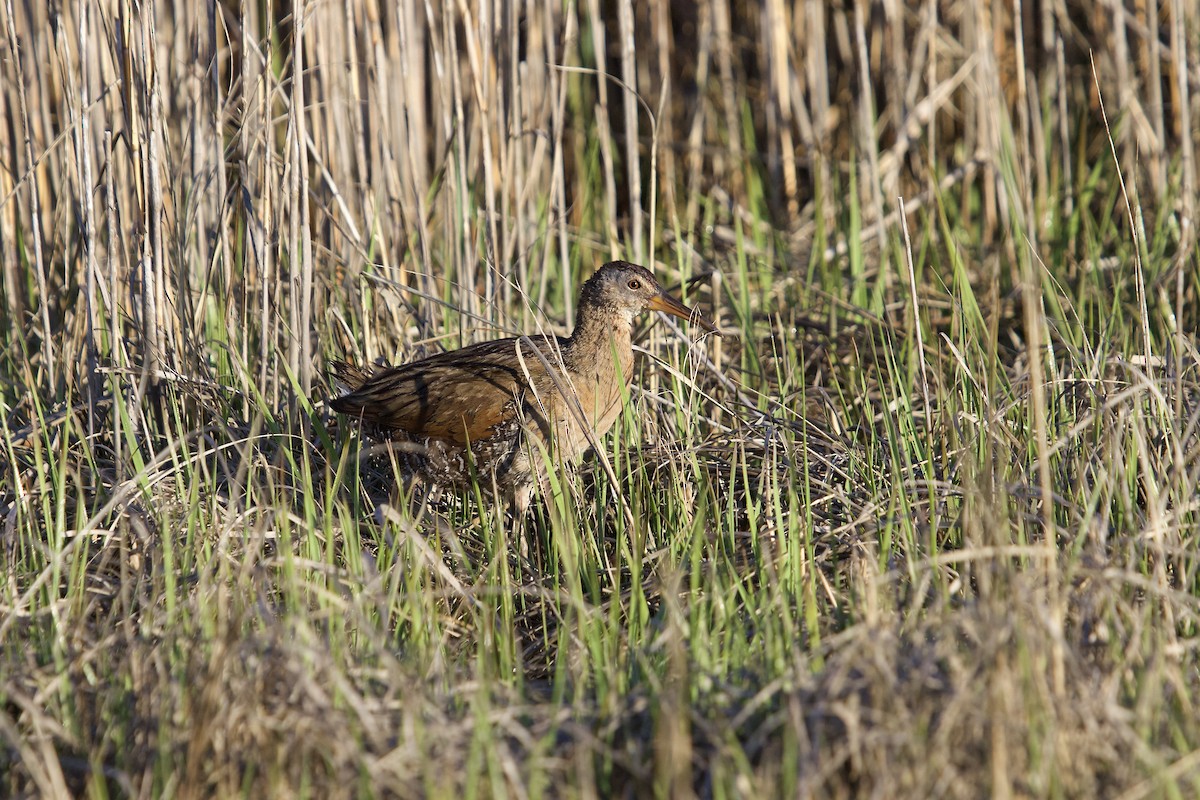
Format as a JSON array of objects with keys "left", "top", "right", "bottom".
[{"left": 647, "top": 291, "right": 720, "bottom": 334}]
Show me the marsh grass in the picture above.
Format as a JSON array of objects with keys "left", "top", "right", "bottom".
[{"left": 2, "top": 0, "right": 1199, "bottom": 797}]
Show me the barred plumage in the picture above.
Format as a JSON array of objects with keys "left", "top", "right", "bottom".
[{"left": 326, "top": 262, "right": 718, "bottom": 511}]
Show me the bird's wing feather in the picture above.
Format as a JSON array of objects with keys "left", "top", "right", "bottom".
[{"left": 329, "top": 337, "right": 564, "bottom": 446}]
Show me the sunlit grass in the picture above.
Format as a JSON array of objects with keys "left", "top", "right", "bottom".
[{"left": 2, "top": 1, "right": 1200, "bottom": 797}]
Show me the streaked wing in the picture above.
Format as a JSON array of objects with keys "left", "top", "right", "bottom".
[{"left": 329, "top": 336, "right": 563, "bottom": 446}]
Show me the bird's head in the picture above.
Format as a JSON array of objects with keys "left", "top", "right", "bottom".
[{"left": 579, "top": 261, "right": 719, "bottom": 333}]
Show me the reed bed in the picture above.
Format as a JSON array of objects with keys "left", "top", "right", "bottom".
[{"left": 1, "top": 0, "right": 1199, "bottom": 797}]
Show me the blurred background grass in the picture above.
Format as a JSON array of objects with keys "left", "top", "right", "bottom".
[{"left": 1, "top": 0, "right": 1199, "bottom": 797}]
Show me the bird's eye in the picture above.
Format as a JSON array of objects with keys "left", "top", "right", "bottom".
[{"left": 627, "top": 279, "right": 641, "bottom": 290}]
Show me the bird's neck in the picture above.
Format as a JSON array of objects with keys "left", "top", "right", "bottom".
[{"left": 565, "top": 308, "right": 635, "bottom": 376}]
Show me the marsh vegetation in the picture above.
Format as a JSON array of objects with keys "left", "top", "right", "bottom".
[{"left": 1, "top": 1, "right": 1199, "bottom": 797}]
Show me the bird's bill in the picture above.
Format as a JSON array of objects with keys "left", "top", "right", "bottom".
[{"left": 647, "top": 292, "right": 721, "bottom": 334}]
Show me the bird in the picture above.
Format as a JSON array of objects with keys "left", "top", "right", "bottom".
[{"left": 327, "top": 261, "right": 719, "bottom": 512}]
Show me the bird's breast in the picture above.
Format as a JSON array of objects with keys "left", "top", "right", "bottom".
[{"left": 568, "top": 350, "right": 634, "bottom": 441}]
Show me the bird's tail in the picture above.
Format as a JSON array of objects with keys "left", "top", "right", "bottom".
[{"left": 328, "top": 360, "right": 373, "bottom": 396}]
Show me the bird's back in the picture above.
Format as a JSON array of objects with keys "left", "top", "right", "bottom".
[{"left": 329, "top": 335, "right": 570, "bottom": 448}]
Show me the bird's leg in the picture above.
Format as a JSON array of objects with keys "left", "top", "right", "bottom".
[
  {"left": 511, "top": 482, "right": 534, "bottom": 517},
  {"left": 513, "top": 472, "right": 558, "bottom": 574},
  {"left": 499, "top": 477, "right": 530, "bottom": 564}
]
